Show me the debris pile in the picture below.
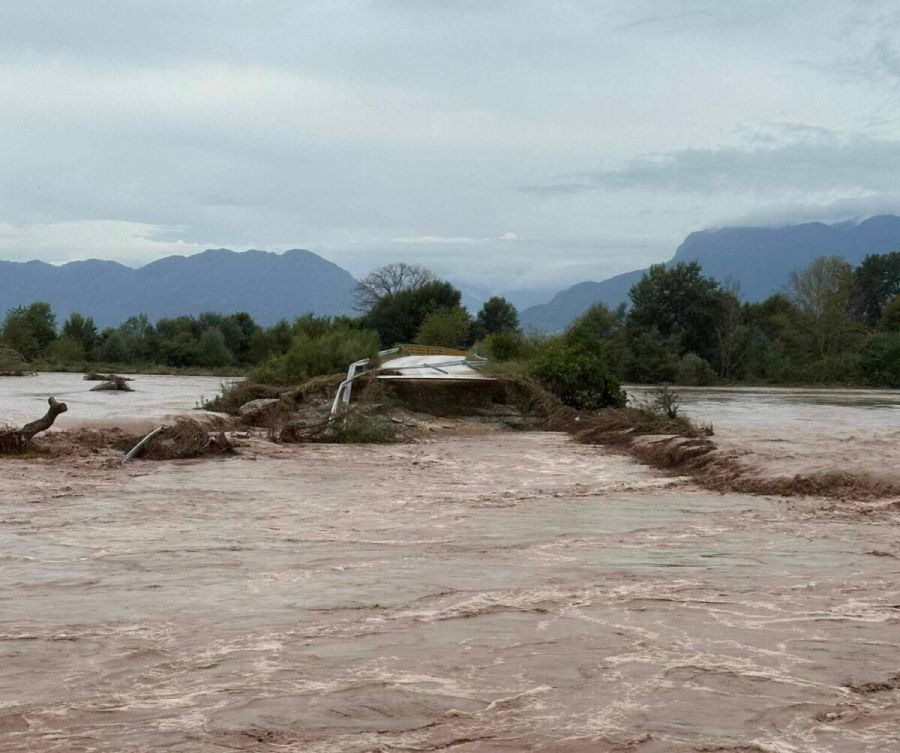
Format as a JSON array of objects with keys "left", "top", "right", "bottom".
[
  {"left": 90, "top": 375, "right": 134, "bottom": 392},
  {"left": 83, "top": 372, "right": 134, "bottom": 382},
  {"left": 123, "top": 419, "right": 235, "bottom": 461}
]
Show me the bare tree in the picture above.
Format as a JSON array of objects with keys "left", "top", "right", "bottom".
[
  {"left": 354, "top": 263, "right": 436, "bottom": 312},
  {"left": 714, "top": 278, "right": 747, "bottom": 379}
]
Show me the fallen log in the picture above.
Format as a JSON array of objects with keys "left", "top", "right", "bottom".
[{"left": 0, "top": 397, "right": 68, "bottom": 453}]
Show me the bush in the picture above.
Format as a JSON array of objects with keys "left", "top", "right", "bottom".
[
  {"left": 415, "top": 306, "right": 472, "bottom": 348},
  {"left": 646, "top": 385, "right": 680, "bottom": 419},
  {"left": 676, "top": 353, "right": 716, "bottom": 386},
  {"left": 478, "top": 330, "right": 530, "bottom": 361},
  {"left": 529, "top": 338, "right": 625, "bottom": 410},
  {"left": 250, "top": 327, "right": 380, "bottom": 385},
  {"left": 0, "top": 346, "right": 29, "bottom": 376}
]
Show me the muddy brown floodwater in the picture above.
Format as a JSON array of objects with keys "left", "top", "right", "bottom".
[{"left": 3, "top": 419, "right": 900, "bottom": 752}]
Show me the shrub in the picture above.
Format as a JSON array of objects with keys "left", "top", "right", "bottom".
[
  {"left": 646, "top": 385, "right": 680, "bottom": 419},
  {"left": 415, "top": 306, "right": 472, "bottom": 348},
  {"left": 250, "top": 327, "right": 380, "bottom": 385},
  {"left": 529, "top": 338, "right": 625, "bottom": 410},
  {"left": 478, "top": 330, "right": 529, "bottom": 361},
  {"left": 0, "top": 346, "right": 29, "bottom": 376},
  {"left": 325, "top": 412, "right": 400, "bottom": 444},
  {"left": 676, "top": 353, "right": 716, "bottom": 386}
]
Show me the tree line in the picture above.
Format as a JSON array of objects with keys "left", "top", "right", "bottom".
[{"left": 1, "top": 253, "right": 899, "bottom": 393}]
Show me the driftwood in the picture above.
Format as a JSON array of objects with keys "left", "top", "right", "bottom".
[{"left": 0, "top": 397, "right": 68, "bottom": 453}]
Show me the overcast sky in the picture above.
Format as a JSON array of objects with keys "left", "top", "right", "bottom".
[{"left": 2, "top": 1, "right": 899, "bottom": 303}]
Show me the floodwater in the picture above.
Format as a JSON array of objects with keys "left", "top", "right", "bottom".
[
  {"left": 2, "top": 377, "right": 900, "bottom": 752},
  {"left": 627, "top": 385, "right": 900, "bottom": 479},
  {"left": 0, "top": 372, "right": 234, "bottom": 432}
]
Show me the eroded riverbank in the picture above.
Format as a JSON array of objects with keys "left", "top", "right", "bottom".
[{"left": 3, "top": 432, "right": 900, "bottom": 752}]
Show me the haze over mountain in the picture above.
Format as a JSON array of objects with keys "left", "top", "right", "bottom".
[
  {"left": 522, "top": 215, "right": 900, "bottom": 331},
  {"left": 0, "top": 249, "right": 357, "bottom": 328}
]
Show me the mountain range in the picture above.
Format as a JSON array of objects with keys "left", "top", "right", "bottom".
[
  {"left": 0, "top": 248, "right": 358, "bottom": 327},
  {"left": 3, "top": 215, "right": 900, "bottom": 332},
  {"left": 520, "top": 214, "right": 900, "bottom": 331}
]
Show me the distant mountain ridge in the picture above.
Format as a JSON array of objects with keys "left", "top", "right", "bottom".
[
  {"left": 521, "top": 215, "right": 900, "bottom": 331},
  {"left": 0, "top": 248, "right": 358, "bottom": 327}
]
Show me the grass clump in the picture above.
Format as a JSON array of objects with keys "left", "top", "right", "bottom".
[
  {"left": 201, "top": 381, "right": 282, "bottom": 414},
  {"left": 326, "top": 412, "right": 400, "bottom": 444}
]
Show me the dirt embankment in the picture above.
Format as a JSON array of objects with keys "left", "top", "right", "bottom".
[
  {"left": 6, "top": 374, "right": 899, "bottom": 502},
  {"left": 549, "top": 406, "right": 900, "bottom": 502}
]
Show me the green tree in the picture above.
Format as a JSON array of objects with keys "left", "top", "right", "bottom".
[
  {"left": 47, "top": 336, "right": 87, "bottom": 365},
  {"left": 158, "top": 331, "right": 200, "bottom": 367},
  {"left": 473, "top": 297, "right": 519, "bottom": 340},
  {"left": 852, "top": 251, "right": 900, "bottom": 326},
  {"left": 366, "top": 280, "right": 462, "bottom": 345},
  {"left": 249, "top": 319, "right": 293, "bottom": 362},
  {"left": 713, "top": 282, "right": 749, "bottom": 379},
  {"left": 529, "top": 336, "right": 624, "bottom": 410},
  {"left": 415, "top": 307, "right": 472, "bottom": 348},
  {"left": 858, "top": 332, "right": 900, "bottom": 387},
  {"left": 0, "top": 302, "right": 57, "bottom": 360},
  {"left": 197, "top": 327, "right": 233, "bottom": 367},
  {"left": 117, "top": 314, "right": 158, "bottom": 363},
  {"left": 627, "top": 262, "right": 723, "bottom": 364},
  {"left": 94, "top": 329, "right": 128, "bottom": 363},
  {"left": 565, "top": 303, "right": 628, "bottom": 376},
  {"left": 61, "top": 312, "right": 98, "bottom": 358},
  {"left": 739, "top": 294, "right": 798, "bottom": 382},
  {"left": 625, "top": 328, "right": 679, "bottom": 383},
  {"left": 788, "top": 256, "right": 861, "bottom": 368},
  {"left": 880, "top": 294, "right": 900, "bottom": 332}
]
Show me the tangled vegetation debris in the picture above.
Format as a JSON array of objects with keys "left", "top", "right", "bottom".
[
  {"left": 90, "top": 375, "right": 134, "bottom": 391},
  {"left": 201, "top": 381, "right": 282, "bottom": 413},
  {"left": 124, "top": 419, "right": 235, "bottom": 461},
  {"left": 83, "top": 372, "right": 133, "bottom": 382}
]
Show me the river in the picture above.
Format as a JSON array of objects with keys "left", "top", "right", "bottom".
[{"left": 1, "top": 376, "right": 899, "bottom": 751}]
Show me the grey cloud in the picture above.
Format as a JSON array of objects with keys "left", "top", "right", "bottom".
[
  {"left": 2, "top": 1, "right": 900, "bottom": 295},
  {"left": 524, "top": 134, "right": 900, "bottom": 197}
]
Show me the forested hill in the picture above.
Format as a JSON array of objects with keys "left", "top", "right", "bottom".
[
  {"left": 0, "top": 248, "right": 358, "bottom": 327},
  {"left": 522, "top": 215, "right": 900, "bottom": 331}
]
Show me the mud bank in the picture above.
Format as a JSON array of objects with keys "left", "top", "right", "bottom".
[
  {"left": 2, "top": 433, "right": 900, "bottom": 752},
  {"left": 576, "top": 426, "right": 900, "bottom": 503}
]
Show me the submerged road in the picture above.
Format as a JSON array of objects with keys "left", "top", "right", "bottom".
[{"left": 2, "top": 433, "right": 899, "bottom": 752}]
